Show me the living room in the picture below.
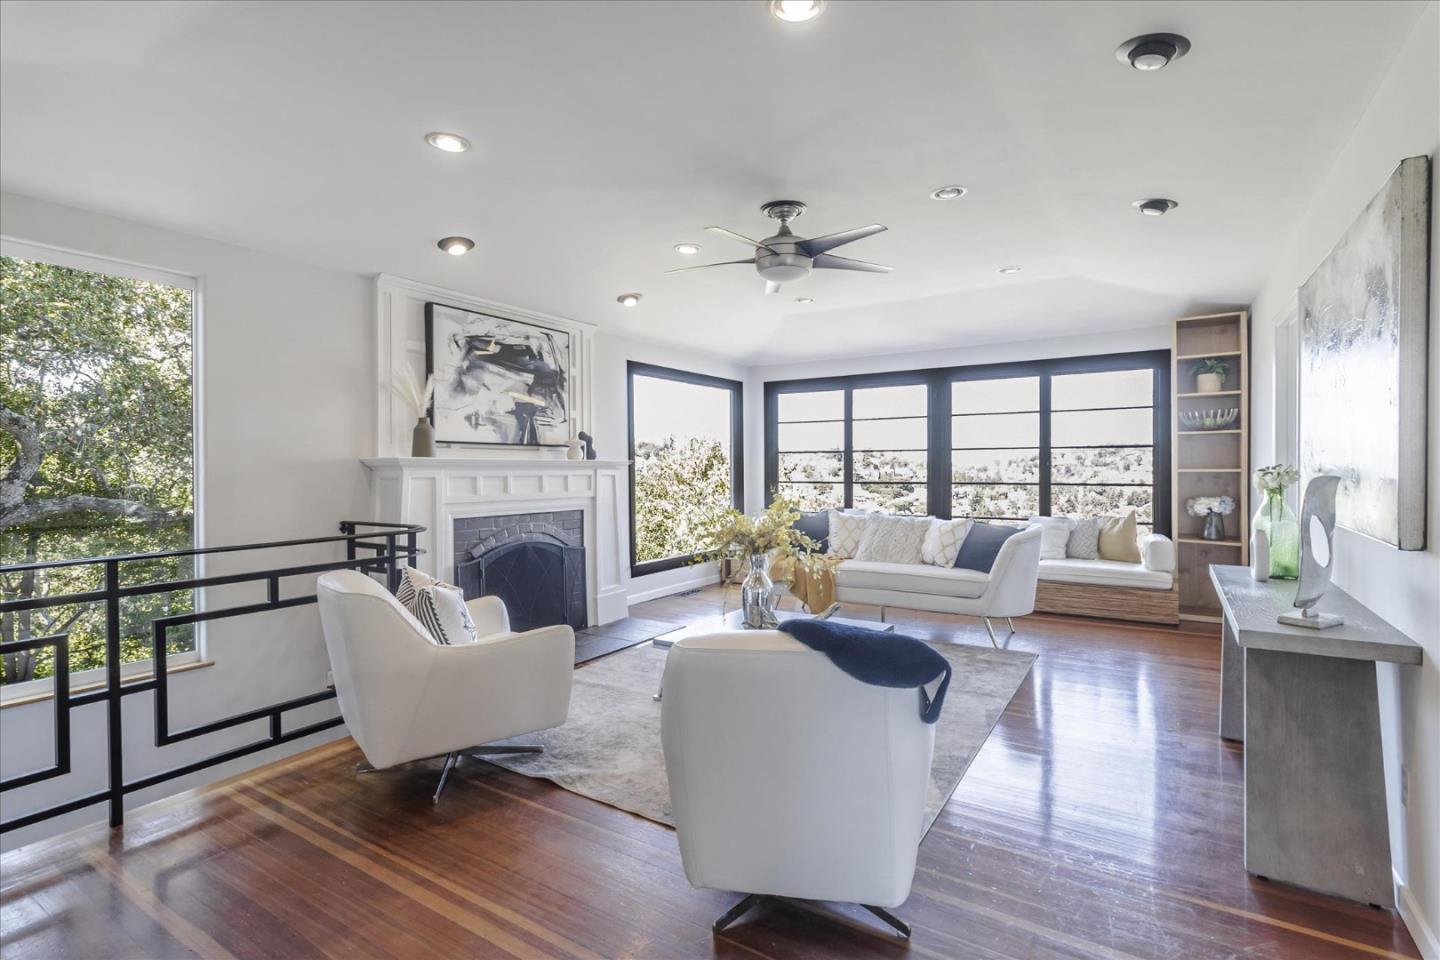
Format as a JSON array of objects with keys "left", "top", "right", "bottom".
[{"left": 1, "top": 2, "right": 1436, "bottom": 958}]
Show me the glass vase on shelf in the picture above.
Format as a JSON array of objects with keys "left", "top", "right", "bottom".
[{"left": 1253, "top": 490, "right": 1300, "bottom": 579}]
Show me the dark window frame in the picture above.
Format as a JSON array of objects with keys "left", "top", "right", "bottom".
[
  {"left": 628, "top": 361, "right": 745, "bottom": 579},
  {"left": 763, "top": 350, "right": 1171, "bottom": 535}
]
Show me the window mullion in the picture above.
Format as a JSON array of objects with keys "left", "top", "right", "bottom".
[
  {"left": 1039, "top": 373, "right": 1053, "bottom": 517},
  {"left": 842, "top": 389, "right": 854, "bottom": 508}
]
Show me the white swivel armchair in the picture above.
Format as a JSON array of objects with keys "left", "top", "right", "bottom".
[
  {"left": 660, "top": 630, "right": 936, "bottom": 939},
  {"left": 316, "top": 569, "right": 573, "bottom": 802}
]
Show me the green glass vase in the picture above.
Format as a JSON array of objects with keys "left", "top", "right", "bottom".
[{"left": 1253, "top": 490, "right": 1299, "bottom": 579}]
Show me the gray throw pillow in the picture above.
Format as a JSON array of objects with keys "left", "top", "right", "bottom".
[
  {"left": 792, "top": 510, "right": 830, "bottom": 553},
  {"left": 953, "top": 522, "right": 1022, "bottom": 573},
  {"left": 1066, "top": 517, "right": 1102, "bottom": 559}
]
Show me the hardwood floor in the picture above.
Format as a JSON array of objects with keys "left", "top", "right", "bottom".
[{"left": 0, "top": 586, "right": 1421, "bottom": 959}]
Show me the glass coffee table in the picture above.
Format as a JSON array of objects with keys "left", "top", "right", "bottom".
[{"left": 652, "top": 607, "right": 894, "bottom": 649}]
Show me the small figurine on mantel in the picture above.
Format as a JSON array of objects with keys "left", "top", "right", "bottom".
[
  {"left": 1277, "top": 475, "right": 1345, "bottom": 630},
  {"left": 576, "top": 431, "right": 597, "bottom": 460}
]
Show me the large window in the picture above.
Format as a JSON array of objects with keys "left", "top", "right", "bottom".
[
  {"left": 628, "top": 362, "right": 743, "bottom": 577},
  {"left": 1, "top": 245, "right": 197, "bottom": 683},
  {"left": 765, "top": 352, "right": 1169, "bottom": 532}
]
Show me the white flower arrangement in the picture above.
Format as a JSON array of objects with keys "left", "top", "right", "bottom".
[
  {"left": 1253, "top": 463, "right": 1300, "bottom": 497},
  {"left": 1186, "top": 495, "right": 1235, "bottom": 517},
  {"left": 390, "top": 366, "right": 435, "bottom": 418}
]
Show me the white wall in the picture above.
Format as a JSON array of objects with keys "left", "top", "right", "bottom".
[
  {"left": 0, "top": 191, "right": 371, "bottom": 849},
  {"left": 743, "top": 324, "right": 1175, "bottom": 500},
  {"left": 1250, "top": 4, "right": 1439, "bottom": 954},
  {"left": 591, "top": 331, "right": 754, "bottom": 603}
]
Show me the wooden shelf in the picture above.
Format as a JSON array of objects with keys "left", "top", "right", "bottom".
[
  {"left": 1176, "top": 351, "right": 1243, "bottom": 361},
  {"left": 1172, "top": 310, "right": 1249, "bottom": 620}
]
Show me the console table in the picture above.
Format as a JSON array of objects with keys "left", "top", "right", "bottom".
[{"left": 1209, "top": 565, "right": 1422, "bottom": 907}]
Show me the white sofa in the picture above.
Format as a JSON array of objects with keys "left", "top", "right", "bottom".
[
  {"left": 660, "top": 628, "right": 933, "bottom": 938},
  {"left": 834, "top": 525, "right": 1043, "bottom": 645},
  {"left": 827, "top": 519, "right": 1180, "bottom": 629}
]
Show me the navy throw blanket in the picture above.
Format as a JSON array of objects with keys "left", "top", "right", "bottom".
[{"left": 778, "top": 619, "right": 951, "bottom": 724}]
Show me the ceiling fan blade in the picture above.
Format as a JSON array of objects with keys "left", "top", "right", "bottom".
[
  {"left": 798, "top": 224, "right": 887, "bottom": 257},
  {"left": 664, "top": 258, "right": 756, "bottom": 274},
  {"left": 764, "top": 280, "right": 781, "bottom": 295},
  {"left": 706, "top": 226, "right": 778, "bottom": 253},
  {"left": 811, "top": 253, "right": 893, "bottom": 274}
]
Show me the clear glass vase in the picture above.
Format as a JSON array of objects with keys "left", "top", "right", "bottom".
[
  {"left": 740, "top": 552, "right": 779, "bottom": 629},
  {"left": 1254, "top": 490, "right": 1300, "bottom": 579}
]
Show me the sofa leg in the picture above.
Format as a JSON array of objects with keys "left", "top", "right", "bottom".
[
  {"left": 432, "top": 753, "right": 457, "bottom": 804},
  {"left": 879, "top": 604, "right": 887, "bottom": 624},
  {"left": 983, "top": 618, "right": 1000, "bottom": 648},
  {"left": 863, "top": 904, "right": 912, "bottom": 940},
  {"left": 1007, "top": 617, "right": 1017, "bottom": 636},
  {"left": 713, "top": 894, "right": 764, "bottom": 933}
]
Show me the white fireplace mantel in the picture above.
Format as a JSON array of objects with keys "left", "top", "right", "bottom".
[{"left": 362, "top": 457, "right": 632, "bottom": 626}]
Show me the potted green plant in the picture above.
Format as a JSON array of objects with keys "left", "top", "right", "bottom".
[{"left": 1191, "top": 357, "right": 1230, "bottom": 394}]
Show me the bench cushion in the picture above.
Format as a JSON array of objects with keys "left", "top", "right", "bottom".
[
  {"left": 1038, "top": 558, "right": 1172, "bottom": 590},
  {"left": 835, "top": 560, "right": 989, "bottom": 599}
]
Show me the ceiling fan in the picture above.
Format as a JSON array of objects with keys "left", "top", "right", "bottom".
[{"left": 668, "top": 200, "right": 892, "bottom": 294}]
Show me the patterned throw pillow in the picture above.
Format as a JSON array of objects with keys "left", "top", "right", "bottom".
[
  {"left": 1066, "top": 517, "right": 1102, "bottom": 559},
  {"left": 410, "top": 584, "right": 479, "bottom": 646},
  {"left": 827, "top": 510, "right": 869, "bottom": 559},
  {"left": 855, "top": 514, "right": 931, "bottom": 564},
  {"left": 395, "top": 567, "right": 476, "bottom": 645},
  {"left": 921, "top": 518, "right": 973, "bottom": 567}
]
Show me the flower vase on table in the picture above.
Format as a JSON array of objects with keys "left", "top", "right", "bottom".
[
  {"left": 1253, "top": 491, "right": 1300, "bottom": 579},
  {"left": 1252, "top": 464, "right": 1302, "bottom": 579},
  {"left": 740, "top": 552, "right": 779, "bottom": 629}
]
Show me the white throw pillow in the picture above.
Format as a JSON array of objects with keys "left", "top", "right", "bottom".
[
  {"left": 854, "top": 514, "right": 931, "bottom": 564},
  {"left": 827, "top": 510, "right": 870, "bottom": 559},
  {"left": 921, "top": 518, "right": 973, "bottom": 567},
  {"left": 411, "top": 584, "right": 479, "bottom": 646},
  {"left": 1028, "top": 515, "right": 1075, "bottom": 561},
  {"left": 1140, "top": 533, "right": 1176, "bottom": 573}
]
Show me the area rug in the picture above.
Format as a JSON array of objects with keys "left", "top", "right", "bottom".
[{"left": 490, "top": 639, "right": 1036, "bottom": 835}]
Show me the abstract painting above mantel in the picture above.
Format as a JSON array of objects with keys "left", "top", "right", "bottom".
[
  {"left": 1299, "top": 155, "right": 1430, "bottom": 550},
  {"left": 425, "top": 301, "right": 574, "bottom": 447}
]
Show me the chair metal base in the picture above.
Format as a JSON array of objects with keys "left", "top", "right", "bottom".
[
  {"left": 712, "top": 893, "right": 910, "bottom": 941},
  {"left": 355, "top": 743, "right": 544, "bottom": 804}
]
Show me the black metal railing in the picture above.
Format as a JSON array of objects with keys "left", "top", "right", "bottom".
[{"left": 0, "top": 520, "right": 422, "bottom": 833}]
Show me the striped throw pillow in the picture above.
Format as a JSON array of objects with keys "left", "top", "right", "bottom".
[{"left": 410, "top": 584, "right": 479, "bottom": 646}]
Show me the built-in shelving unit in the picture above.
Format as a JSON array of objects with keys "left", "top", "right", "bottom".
[{"left": 1172, "top": 311, "right": 1249, "bottom": 622}]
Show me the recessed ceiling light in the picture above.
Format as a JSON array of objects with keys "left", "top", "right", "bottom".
[
  {"left": 425, "top": 131, "right": 471, "bottom": 153},
  {"left": 795, "top": 297, "right": 814, "bottom": 303},
  {"left": 931, "top": 185, "right": 967, "bottom": 200},
  {"left": 437, "top": 236, "right": 474, "bottom": 256},
  {"left": 617, "top": 293, "right": 642, "bottom": 307},
  {"left": 998, "top": 266, "right": 1022, "bottom": 275},
  {"left": 770, "top": 0, "right": 824, "bottom": 23},
  {"left": 674, "top": 242, "right": 702, "bottom": 256},
  {"left": 1133, "top": 198, "right": 1179, "bottom": 217},
  {"left": 1115, "top": 33, "right": 1191, "bottom": 71}
]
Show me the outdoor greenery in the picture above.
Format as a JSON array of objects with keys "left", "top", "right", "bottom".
[
  {"left": 1, "top": 255, "right": 195, "bottom": 682},
  {"left": 633, "top": 436, "right": 734, "bottom": 564}
]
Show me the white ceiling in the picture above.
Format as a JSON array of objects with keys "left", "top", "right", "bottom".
[{"left": 0, "top": 0, "right": 1425, "bottom": 363}]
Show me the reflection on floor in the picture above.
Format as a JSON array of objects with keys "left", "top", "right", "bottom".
[{"left": 0, "top": 586, "right": 1421, "bottom": 959}]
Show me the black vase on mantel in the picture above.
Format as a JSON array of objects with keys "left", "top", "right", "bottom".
[{"left": 411, "top": 417, "right": 436, "bottom": 457}]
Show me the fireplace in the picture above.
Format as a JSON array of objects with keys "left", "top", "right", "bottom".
[{"left": 453, "top": 511, "right": 587, "bottom": 632}]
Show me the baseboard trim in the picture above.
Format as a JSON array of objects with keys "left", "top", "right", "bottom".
[
  {"left": 1397, "top": 870, "right": 1439, "bottom": 960},
  {"left": 627, "top": 570, "right": 720, "bottom": 605}
]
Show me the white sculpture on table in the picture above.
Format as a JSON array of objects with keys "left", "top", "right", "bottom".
[{"left": 1277, "top": 475, "right": 1344, "bottom": 629}]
